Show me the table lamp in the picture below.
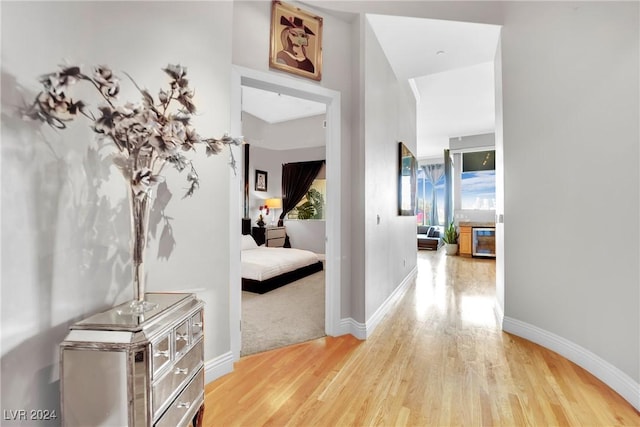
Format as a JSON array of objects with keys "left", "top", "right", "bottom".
[{"left": 264, "top": 198, "right": 282, "bottom": 225}]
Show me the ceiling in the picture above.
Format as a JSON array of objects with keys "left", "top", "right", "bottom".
[
  {"left": 242, "top": 86, "right": 326, "bottom": 124},
  {"left": 241, "top": 14, "right": 501, "bottom": 159},
  {"left": 367, "top": 14, "right": 501, "bottom": 159}
]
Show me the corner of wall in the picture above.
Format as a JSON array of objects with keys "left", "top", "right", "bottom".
[{"left": 365, "top": 267, "right": 416, "bottom": 337}]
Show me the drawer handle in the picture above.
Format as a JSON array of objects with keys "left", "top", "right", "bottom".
[
  {"left": 192, "top": 322, "right": 203, "bottom": 328},
  {"left": 174, "top": 367, "right": 189, "bottom": 375},
  {"left": 176, "top": 333, "right": 188, "bottom": 342},
  {"left": 176, "top": 401, "right": 191, "bottom": 409},
  {"left": 154, "top": 350, "right": 169, "bottom": 358}
]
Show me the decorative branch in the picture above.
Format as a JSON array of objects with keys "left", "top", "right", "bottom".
[{"left": 23, "top": 63, "right": 243, "bottom": 198}]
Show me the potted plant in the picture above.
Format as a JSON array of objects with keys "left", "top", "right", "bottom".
[
  {"left": 442, "top": 222, "right": 458, "bottom": 255},
  {"left": 257, "top": 205, "right": 269, "bottom": 227}
]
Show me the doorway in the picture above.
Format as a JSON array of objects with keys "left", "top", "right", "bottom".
[
  {"left": 240, "top": 86, "right": 326, "bottom": 355},
  {"left": 229, "top": 66, "right": 342, "bottom": 360}
]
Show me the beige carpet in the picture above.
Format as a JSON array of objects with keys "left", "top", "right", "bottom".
[{"left": 241, "top": 268, "right": 325, "bottom": 356}]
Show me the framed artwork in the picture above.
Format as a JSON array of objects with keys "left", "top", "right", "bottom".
[
  {"left": 269, "top": 0, "right": 323, "bottom": 81},
  {"left": 255, "top": 170, "right": 268, "bottom": 192},
  {"left": 398, "top": 142, "right": 417, "bottom": 216}
]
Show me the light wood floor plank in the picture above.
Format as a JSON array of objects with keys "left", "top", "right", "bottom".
[{"left": 204, "top": 250, "right": 640, "bottom": 426}]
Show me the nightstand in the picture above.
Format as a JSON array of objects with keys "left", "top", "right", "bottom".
[
  {"left": 265, "top": 226, "right": 286, "bottom": 247},
  {"left": 251, "top": 227, "right": 266, "bottom": 246}
]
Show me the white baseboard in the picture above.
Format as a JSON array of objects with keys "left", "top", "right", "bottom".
[
  {"left": 336, "top": 317, "right": 367, "bottom": 340},
  {"left": 335, "top": 267, "right": 417, "bottom": 341},
  {"left": 503, "top": 316, "right": 640, "bottom": 412},
  {"left": 204, "top": 351, "right": 234, "bottom": 384},
  {"left": 365, "top": 267, "right": 417, "bottom": 338}
]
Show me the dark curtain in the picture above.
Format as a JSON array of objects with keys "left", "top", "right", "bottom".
[{"left": 278, "top": 160, "right": 325, "bottom": 226}]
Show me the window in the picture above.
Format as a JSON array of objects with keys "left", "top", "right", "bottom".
[
  {"left": 461, "top": 151, "right": 495, "bottom": 210},
  {"left": 287, "top": 179, "right": 326, "bottom": 220},
  {"left": 417, "top": 166, "right": 445, "bottom": 226}
]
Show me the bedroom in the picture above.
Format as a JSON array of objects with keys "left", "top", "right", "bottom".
[{"left": 240, "top": 86, "right": 328, "bottom": 355}]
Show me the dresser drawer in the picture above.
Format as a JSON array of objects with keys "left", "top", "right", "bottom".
[
  {"left": 153, "top": 339, "right": 203, "bottom": 418},
  {"left": 175, "top": 319, "right": 189, "bottom": 359},
  {"left": 266, "top": 227, "right": 286, "bottom": 239},
  {"left": 152, "top": 333, "right": 172, "bottom": 378},
  {"left": 267, "top": 237, "right": 285, "bottom": 247},
  {"left": 155, "top": 367, "right": 204, "bottom": 427},
  {"left": 190, "top": 311, "right": 203, "bottom": 343}
]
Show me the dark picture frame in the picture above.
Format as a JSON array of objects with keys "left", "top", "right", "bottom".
[
  {"left": 255, "top": 170, "right": 268, "bottom": 192},
  {"left": 269, "top": 0, "right": 323, "bottom": 81},
  {"left": 398, "top": 142, "right": 417, "bottom": 216}
]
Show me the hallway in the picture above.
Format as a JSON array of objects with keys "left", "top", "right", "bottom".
[{"left": 204, "top": 250, "right": 639, "bottom": 425}]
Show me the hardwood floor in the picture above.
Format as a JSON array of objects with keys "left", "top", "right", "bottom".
[{"left": 204, "top": 250, "right": 640, "bottom": 426}]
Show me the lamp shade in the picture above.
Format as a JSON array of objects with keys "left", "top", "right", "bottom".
[{"left": 265, "top": 198, "right": 282, "bottom": 209}]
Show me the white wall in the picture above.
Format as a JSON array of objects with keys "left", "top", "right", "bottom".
[
  {"left": 282, "top": 221, "right": 326, "bottom": 255},
  {"left": 501, "top": 1, "right": 639, "bottom": 384},
  {"left": 494, "top": 37, "right": 505, "bottom": 318},
  {"left": 318, "top": 0, "right": 639, "bottom": 408},
  {"left": 5, "top": 0, "right": 636, "bottom": 414},
  {"left": 307, "top": 1, "right": 503, "bottom": 26},
  {"left": 1, "top": 1, "right": 233, "bottom": 416},
  {"left": 242, "top": 112, "right": 325, "bottom": 203},
  {"left": 233, "top": 0, "right": 354, "bottom": 318},
  {"left": 248, "top": 145, "right": 325, "bottom": 212},
  {"left": 449, "top": 133, "right": 495, "bottom": 151},
  {"left": 248, "top": 145, "right": 326, "bottom": 254},
  {"left": 242, "top": 111, "right": 326, "bottom": 150},
  {"left": 304, "top": 0, "right": 503, "bottom": 324},
  {"left": 349, "top": 16, "right": 366, "bottom": 323},
  {"left": 363, "top": 17, "right": 418, "bottom": 321}
]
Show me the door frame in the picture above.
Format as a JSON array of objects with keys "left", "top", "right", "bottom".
[{"left": 229, "top": 65, "right": 342, "bottom": 360}]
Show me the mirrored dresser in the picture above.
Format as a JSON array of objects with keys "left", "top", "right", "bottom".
[{"left": 60, "top": 293, "right": 205, "bottom": 427}]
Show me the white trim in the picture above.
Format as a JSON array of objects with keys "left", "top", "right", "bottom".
[
  {"left": 333, "top": 268, "right": 417, "bottom": 341},
  {"left": 229, "top": 70, "right": 243, "bottom": 361},
  {"left": 408, "top": 78, "right": 420, "bottom": 104},
  {"left": 336, "top": 317, "right": 367, "bottom": 340},
  {"left": 503, "top": 317, "right": 640, "bottom": 412},
  {"left": 323, "top": 85, "right": 342, "bottom": 338},
  {"left": 449, "top": 145, "right": 496, "bottom": 154},
  {"left": 230, "top": 65, "right": 342, "bottom": 361},
  {"left": 365, "top": 267, "right": 417, "bottom": 338},
  {"left": 493, "top": 301, "right": 504, "bottom": 328},
  {"left": 204, "top": 351, "right": 234, "bottom": 384}
]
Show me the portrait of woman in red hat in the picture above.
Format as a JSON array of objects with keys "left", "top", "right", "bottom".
[{"left": 270, "top": 1, "right": 323, "bottom": 81}]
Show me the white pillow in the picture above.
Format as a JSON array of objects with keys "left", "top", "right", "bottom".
[{"left": 241, "top": 234, "right": 259, "bottom": 250}]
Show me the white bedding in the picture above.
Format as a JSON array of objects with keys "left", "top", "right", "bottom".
[{"left": 241, "top": 247, "right": 320, "bottom": 281}]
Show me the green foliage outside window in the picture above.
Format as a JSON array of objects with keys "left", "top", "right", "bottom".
[
  {"left": 295, "top": 188, "right": 324, "bottom": 219},
  {"left": 288, "top": 180, "right": 326, "bottom": 220}
]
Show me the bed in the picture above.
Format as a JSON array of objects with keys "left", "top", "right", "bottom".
[{"left": 241, "top": 234, "right": 323, "bottom": 294}]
